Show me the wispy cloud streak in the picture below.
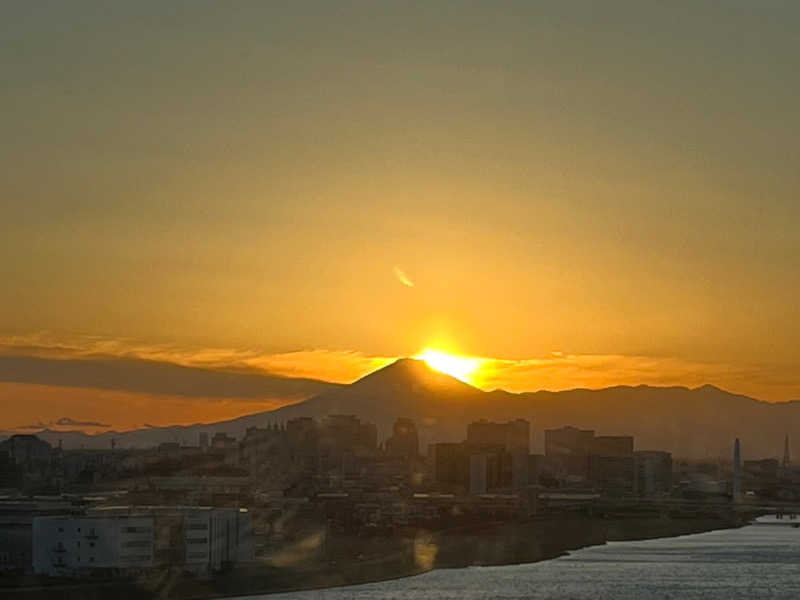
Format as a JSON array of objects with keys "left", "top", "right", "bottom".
[{"left": 0, "top": 332, "right": 798, "bottom": 402}]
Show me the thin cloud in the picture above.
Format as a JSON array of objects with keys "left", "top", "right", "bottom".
[
  {"left": 0, "top": 333, "right": 798, "bottom": 402},
  {"left": 0, "top": 354, "right": 339, "bottom": 399},
  {"left": 14, "top": 417, "right": 110, "bottom": 430},
  {"left": 16, "top": 422, "right": 47, "bottom": 430},
  {"left": 0, "top": 333, "right": 397, "bottom": 387},
  {"left": 55, "top": 417, "right": 110, "bottom": 428}
]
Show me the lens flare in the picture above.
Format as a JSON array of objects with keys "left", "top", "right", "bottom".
[{"left": 393, "top": 266, "right": 414, "bottom": 287}]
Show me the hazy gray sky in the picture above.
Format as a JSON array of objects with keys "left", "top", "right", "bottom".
[{"left": 2, "top": 2, "right": 799, "bottom": 407}]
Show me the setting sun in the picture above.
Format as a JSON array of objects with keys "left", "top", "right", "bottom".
[{"left": 416, "top": 348, "right": 485, "bottom": 385}]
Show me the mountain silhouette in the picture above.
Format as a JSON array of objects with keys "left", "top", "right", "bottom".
[
  {"left": 7, "top": 358, "right": 798, "bottom": 460},
  {"left": 299, "top": 358, "right": 483, "bottom": 414},
  {"left": 275, "top": 358, "right": 487, "bottom": 444}
]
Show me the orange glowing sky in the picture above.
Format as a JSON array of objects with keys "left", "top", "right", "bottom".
[
  {"left": 1, "top": 333, "right": 798, "bottom": 432},
  {"left": 2, "top": 3, "right": 800, "bottom": 430}
]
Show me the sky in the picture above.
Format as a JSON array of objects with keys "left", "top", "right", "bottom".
[{"left": 2, "top": 2, "right": 799, "bottom": 429}]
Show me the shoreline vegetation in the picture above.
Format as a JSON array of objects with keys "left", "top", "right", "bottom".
[{"left": 3, "top": 511, "right": 756, "bottom": 599}]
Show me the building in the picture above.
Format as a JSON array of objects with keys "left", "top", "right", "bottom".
[
  {"left": 0, "top": 498, "right": 72, "bottom": 574},
  {"left": 0, "top": 435, "right": 52, "bottom": 466},
  {"left": 469, "top": 455, "right": 489, "bottom": 495},
  {"left": 732, "top": 438, "right": 742, "bottom": 502},
  {"left": 588, "top": 455, "right": 635, "bottom": 496},
  {"left": 526, "top": 453, "right": 567, "bottom": 487},
  {"left": 587, "top": 435, "right": 634, "bottom": 496},
  {"left": 386, "top": 418, "right": 419, "bottom": 458},
  {"left": 544, "top": 426, "right": 595, "bottom": 480},
  {"left": 32, "top": 506, "right": 253, "bottom": 578},
  {"left": 240, "top": 425, "right": 288, "bottom": 475},
  {"left": 743, "top": 458, "right": 779, "bottom": 483},
  {"left": 544, "top": 427, "right": 595, "bottom": 457},
  {"left": 319, "top": 415, "right": 378, "bottom": 453},
  {"left": 317, "top": 415, "right": 378, "bottom": 473},
  {"left": 32, "top": 516, "right": 154, "bottom": 577},
  {"left": 431, "top": 443, "right": 469, "bottom": 489},
  {"left": 467, "top": 419, "right": 530, "bottom": 453},
  {"left": 211, "top": 432, "right": 237, "bottom": 450},
  {"left": 0, "top": 448, "right": 22, "bottom": 490},
  {"left": 635, "top": 451, "right": 673, "bottom": 497},
  {"left": 433, "top": 442, "right": 511, "bottom": 494},
  {"left": 591, "top": 436, "right": 633, "bottom": 457},
  {"left": 184, "top": 508, "right": 253, "bottom": 575},
  {"left": 158, "top": 442, "right": 181, "bottom": 454},
  {"left": 467, "top": 420, "right": 530, "bottom": 490},
  {"left": 148, "top": 476, "right": 252, "bottom": 496},
  {"left": 544, "top": 428, "right": 635, "bottom": 488},
  {"left": 782, "top": 435, "right": 791, "bottom": 472}
]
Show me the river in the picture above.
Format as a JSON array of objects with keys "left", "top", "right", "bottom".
[{"left": 251, "top": 517, "right": 800, "bottom": 599}]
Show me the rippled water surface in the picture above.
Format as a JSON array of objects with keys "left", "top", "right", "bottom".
[{"left": 254, "top": 518, "right": 800, "bottom": 599}]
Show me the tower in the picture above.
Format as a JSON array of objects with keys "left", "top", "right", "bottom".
[
  {"left": 783, "top": 435, "right": 790, "bottom": 471},
  {"left": 732, "top": 438, "right": 741, "bottom": 503}
]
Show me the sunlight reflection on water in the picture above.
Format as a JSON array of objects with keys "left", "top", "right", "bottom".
[{"left": 258, "top": 520, "right": 800, "bottom": 600}]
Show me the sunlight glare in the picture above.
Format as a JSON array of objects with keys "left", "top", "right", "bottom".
[{"left": 416, "top": 348, "right": 485, "bottom": 384}]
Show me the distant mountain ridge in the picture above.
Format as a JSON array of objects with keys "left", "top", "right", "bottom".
[{"left": 3, "top": 359, "right": 797, "bottom": 460}]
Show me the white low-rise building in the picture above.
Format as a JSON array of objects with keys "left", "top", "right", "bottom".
[
  {"left": 184, "top": 507, "right": 252, "bottom": 575},
  {"left": 32, "top": 516, "right": 154, "bottom": 577},
  {"left": 32, "top": 506, "right": 252, "bottom": 578}
]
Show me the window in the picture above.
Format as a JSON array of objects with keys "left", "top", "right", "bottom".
[
  {"left": 124, "top": 526, "right": 152, "bottom": 534},
  {"left": 186, "top": 537, "right": 208, "bottom": 544},
  {"left": 122, "top": 555, "right": 151, "bottom": 562}
]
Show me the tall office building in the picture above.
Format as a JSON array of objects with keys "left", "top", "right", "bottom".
[
  {"left": 591, "top": 436, "right": 633, "bottom": 457},
  {"left": 634, "top": 451, "right": 673, "bottom": 497},
  {"left": 544, "top": 426, "right": 595, "bottom": 456},
  {"left": 386, "top": 418, "right": 419, "bottom": 458},
  {"left": 783, "top": 435, "right": 791, "bottom": 471},
  {"left": 467, "top": 419, "right": 530, "bottom": 453},
  {"left": 732, "top": 438, "right": 741, "bottom": 503}
]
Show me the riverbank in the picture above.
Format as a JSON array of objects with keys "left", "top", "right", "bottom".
[
  {"left": 1, "top": 512, "right": 755, "bottom": 599},
  {"left": 255, "top": 517, "right": 800, "bottom": 600}
]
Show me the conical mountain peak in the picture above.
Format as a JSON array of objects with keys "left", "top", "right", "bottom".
[{"left": 351, "top": 357, "right": 480, "bottom": 395}]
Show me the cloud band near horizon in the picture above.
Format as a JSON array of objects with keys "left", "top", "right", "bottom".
[{"left": 0, "top": 332, "right": 798, "bottom": 432}]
